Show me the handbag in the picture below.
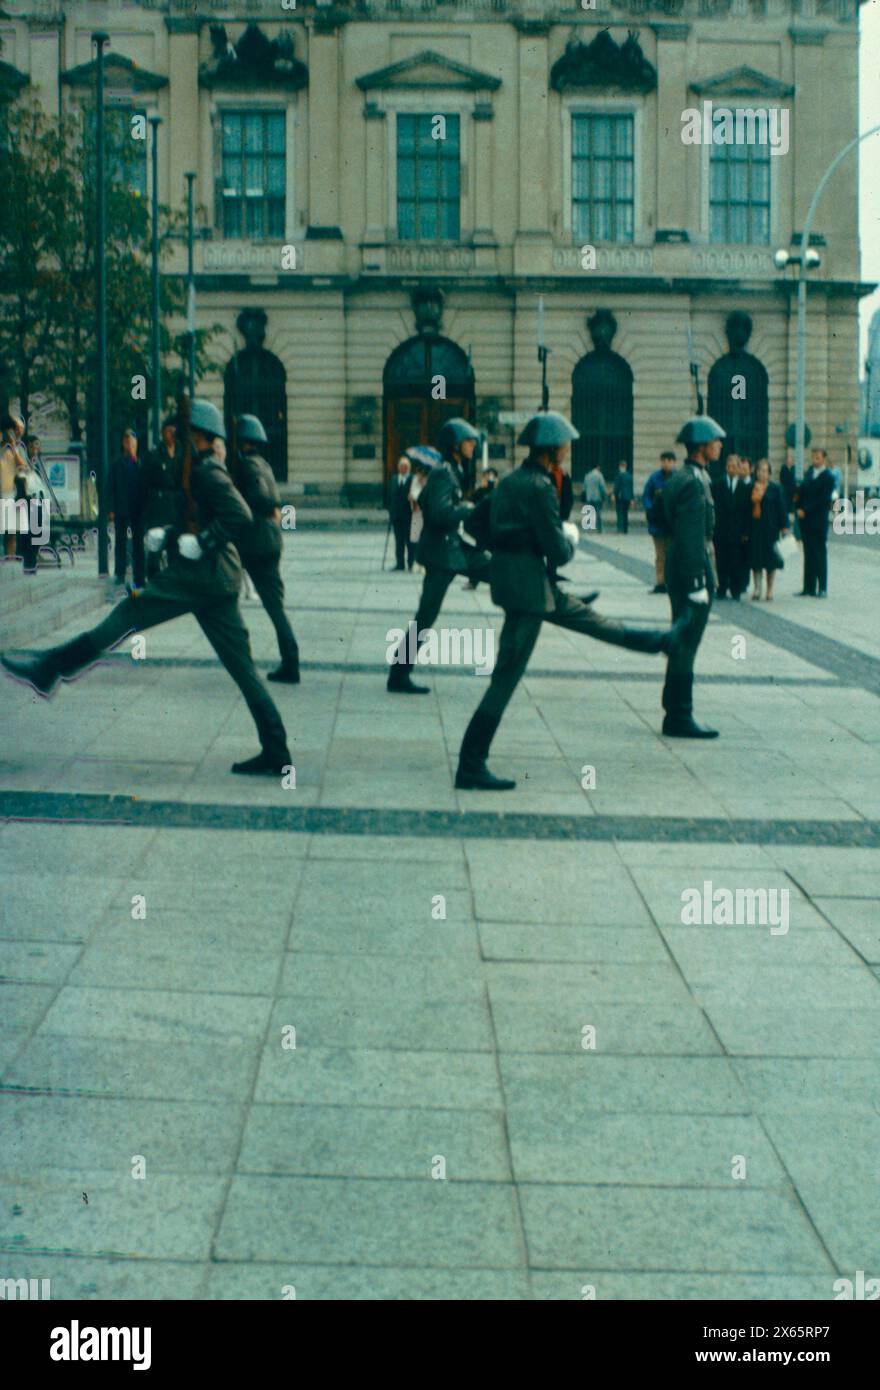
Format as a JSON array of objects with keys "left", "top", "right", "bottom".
[{"left": 774, "top": 533, "right": 798, "bottom": 568}]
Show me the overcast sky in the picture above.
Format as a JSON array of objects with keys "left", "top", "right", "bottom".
[{"left": 859, "top": 0, "right": 880, "bottom": 368}]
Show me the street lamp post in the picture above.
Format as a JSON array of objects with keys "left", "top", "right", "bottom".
[
  {"left": 185, "top": 171, "right": 197, "bottom": 398},
  {"left": 93, "top": 31, "right": 110, "bottom": 577},
  {"left": 149, "top": 115, "right": 162, "bottom": 451},
  {"left": 776, "top": 123, "right": 880, "bottom": 484}
]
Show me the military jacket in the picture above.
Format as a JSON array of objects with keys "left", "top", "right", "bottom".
[
  {"left": 659, "top": 457, "right": 717, "bottom": 594},
  {"left": 233, "top": 450, "right": 283, "bottom": 558},
  {"left": 488, "top": 459, "right": 575, "bottom": 615},
  {"left": 415, "top": 459, "right": 473, "bottom": 572},
  {"left": 149, "top": 451, "right": 252, "bottom": 601}
]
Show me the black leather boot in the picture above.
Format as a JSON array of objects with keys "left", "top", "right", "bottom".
[
  {"left": 661, "top": 673, "right": 718, "bottom": 739},
  {"left": 387, "top": 660, "right": 430, "bottom": 694},
  {"left": 1, "top": 633, "right": 98, "bottom": 697},
  {"left": 231, "top": 744, "right": 293, "bottom": 776},
  {"left": 455, "top": 711, "right": 516, "bottom": 790},
  {"left": 267, "top": 660, "right": 300, "bottom": 685}
]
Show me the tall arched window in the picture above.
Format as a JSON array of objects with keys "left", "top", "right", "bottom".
[
  {"left": 707, "top": 311, "right": 768, "bottom": 469},
  {"left": 383, "top": 334, "right": 475, "bottom": 492},
  {"left": 224, "top": 310, "right": 288, "bottom": 481},
  {"left": 571, "top": 311, "right": 633, "bottom": 484}
]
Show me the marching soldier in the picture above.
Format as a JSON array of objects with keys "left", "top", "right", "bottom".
[
  {"left": 234, "top": 414, "right": 300, "bottom": 683},
  {"left": 657, "top": 415, "right": 724, "bottom": 739},
  {"left": 1, "top": 400, "right": 292, "bottom": 776},
  {"left": 141, "top": 416, "right": 182, "bottom": 578},
  {"left": 387, "top": 418, "right": 491, "bottom": 695},
  {"left": 454, "top": 411, "right": 680, "bottom": 791}
]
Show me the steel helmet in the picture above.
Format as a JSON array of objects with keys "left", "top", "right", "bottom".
[
  {"left": 676, "top": 415, "right": 726, "bottom": 446},
  {"left": 437, "top": 418, "right": 480, "bottom": 455},
  {"left": 406, "top": 445, "right": 442, "bottom": 472},
  {"left": 237, "top": 414, "right": 268, "bottom": 444},
  {"left": 188, "top": 399, "right": 227, "bottom": 442},
  {"left": 517, "top": 411, "right": 580, "bottom": 447}
]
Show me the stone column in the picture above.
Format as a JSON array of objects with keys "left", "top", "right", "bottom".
[
  {"left": 513, "top": 20, "right": 552, "bottom": 274},
  {"left": 165, "top": 18, "right": 200, "bottom": 219},
  {"left": 652, "top": 24, "right": 690, "bottom": 238}
]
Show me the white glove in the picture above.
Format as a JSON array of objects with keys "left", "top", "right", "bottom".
[
  {"left": 146, "top": 527, "right": 167, "bottom": 554},
  {"left": 562, "top": 521, "right": 580, "bottom": 549},
  {"left": 178, "top": 533, "right": 203, "bottom": 561},
  {"left": 688, "top": 587, "right": 710, "bottom": 605}
]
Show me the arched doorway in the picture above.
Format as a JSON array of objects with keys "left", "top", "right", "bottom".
[
  {"left": 707, "top": 311, "right": 769, "bottom": 479},
  {"left": 571, "top": 311, "right": 633, "bottom": 484},
  {"left": 224, "top": 309, "right": 288, "bottom": 481},
  {"left": 383, "top": 335, "right": 475, "bottom": 496}
]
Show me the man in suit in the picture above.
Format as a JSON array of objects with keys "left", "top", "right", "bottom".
[
  {"left": 110, "top": 428, "right": 146, "bottom": 593},
  {"left": 1, "top": 401, "right": 291, "bottom": 777},
  {"left": 797, "top": 447, "right": 837, "bottom": 597},
  {"left": 657, "top": 415, "right": 725, "bottom": 739},
  {"left": 453, "top": 412, "right": 679, "bottom": 791},
  {"left": 613, "top": 459, "right": 634, "bottom": 533},
  {"left": 388, "top": 456, "right": 415, "bottom": 571},
  {"left": 711, "top": 453, "right": 751, "bottom": 600},
  {"left": 387, "top": 418, "right": 490, "bottom": 695}
]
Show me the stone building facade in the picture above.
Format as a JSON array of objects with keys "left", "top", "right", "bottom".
[{"left": 0, "top": 0, "right": 872, "bottom": 501}]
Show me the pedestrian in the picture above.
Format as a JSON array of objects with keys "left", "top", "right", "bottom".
[
  {"left": 711, "top": 453, "right": 750, "bottom": 601},
  {"left": 13, "top": 441, "right": 45, "bottom": 573},
  {"left": 389, "top": 456, "right": 415, "bottom": 571},
  {"left": 778, "top": 449, "right": 797, "bottom": 529},
  {"left": 613, "top": 459, "right": 634, "bottom": 533},
  {"left": 657, "top": 415, "right": 725, "bottom": 739},
  {"left": 747, "top": 460, "right": 789, "bottom": 601},
  {"left": 642, "top": 450, "right": 677, "bottom": 593},
  {"left": 1, "top": 412, "right": 28, "bottom": 557},
  {"left": 142, "top": 417, "right": 181, "bottom": 578},
  {"left": 233, "top": 413, "right": 300, "bottom": 684},
  {"left": 796, "top": 446, "right": 836, "bottom": 597},
  {"left": 583, "top": 464, "right": 607, "bottom": 533},
  {"left": 453, "top": 412, "right": 679, "bottom": 791},
  {"left": 1, "top": 400, "right": 292, "bottom": 777},
  {"left": 110, "top": 428, "right": 146, "bottom": 594},
  {"left": 387, "top": 419, "right": 490, "bottom": 695}
]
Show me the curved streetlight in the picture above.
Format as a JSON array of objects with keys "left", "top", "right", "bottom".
[{"left": 775, "top": 122, "right": 880, "bottom": 482}]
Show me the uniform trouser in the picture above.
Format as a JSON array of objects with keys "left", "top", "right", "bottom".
[
  {"left": 662, "top": 585, "right": 712, "bottom": 719},
  {"left": 63, "top": 589, "right": 289, "bottom": 759},
  {"left": 392, "top": 519, "right": 415, "bottom": 569},
  {"left": 392, "top": 554, "right": 493, "bottom": 672},
  {"left": 242, "top": 552, "right": 300, "bottom": 669},
  {"left": 802, "top": 532, "right": 828, "bottom": 594},
  {"left": 469, "top": 588, "right": 664, "bottom": 731},
  {"left": 714, "top": 535, "right": 741, "bottom": 596},
  {"left": 616, "top": 500, "right": 629, "bottom": 533},
  {"left": 114, "top": 517, "right": 145, "bottom": 588},
  {"left": 652, "top": 535, "right": 668, "bottom": 585}
]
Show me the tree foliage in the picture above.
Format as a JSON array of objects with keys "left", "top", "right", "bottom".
[{"left": 0, "top": 98, "right": 220, "bottom": 450}]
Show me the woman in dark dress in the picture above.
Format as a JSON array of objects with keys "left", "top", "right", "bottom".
[{"left": 748, "top": 459, "right": 789, "bottom": 601}]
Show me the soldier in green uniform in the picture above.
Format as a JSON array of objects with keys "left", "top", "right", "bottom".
[
  {"left": 657, "top": 415, "right": 724, "bottom": 740},
  {"left": 387, "top": 418, "right": 491, "bottom": 695},
  {"left": 233, "top": 414, "right": 300, "bottom": 684},
  {"left": 1, "top": 401, "right": 292, "bottom": 776},
  {"left": 141, "top": 415, "right": 182, "bottom": 579},
  {"left": 454, "top": 411, "right": 680, "bottom": 791}
]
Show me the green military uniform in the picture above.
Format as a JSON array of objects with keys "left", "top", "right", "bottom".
[
  {"left": 657, "top": 456, "right": 716, "bottom": 726},
  {"left": 1, "top": 437, "right": 290, "bottom": 772},
  {"left": 456, "top": 446, "right": 673, "bottom": 789},
  {"left": 234, "top": 446, "right": 300, "bottom": 679},
  {"left": 141, "top": 440, "right": 181, "bottom": 578},
  {"left": 388, "top": 455, "right": 491, "bottom": 687}
]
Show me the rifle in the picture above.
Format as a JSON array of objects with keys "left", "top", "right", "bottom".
[{"left": 176, "top": 382, "right": 198, "bottom": 533}]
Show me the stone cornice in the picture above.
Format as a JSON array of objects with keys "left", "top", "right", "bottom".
[{"left": 356, "top": 49, "right": 501, "bottom": 93}]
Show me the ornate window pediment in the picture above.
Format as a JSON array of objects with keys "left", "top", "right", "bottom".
[
  {"left": 550, "top": 31, "right": 657, "bottom": 94},
  {"left": 61, "top": 53, "right": 168, "bottom": 94},
  {"left": 200, "top": 23, "right": 308, "bottom": 92},
  {"left": 689, "top": 66, "right": 795, "bottom": 99},
  {"left": 356, "top": 50, "right": 501, "bottom": 94}
]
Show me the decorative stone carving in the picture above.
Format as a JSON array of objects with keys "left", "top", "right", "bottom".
[
  {"left": 200, "top": 23, "right": 308, "bottom": 90},
  {"left": 550, "top": 30, "right": 657, "bottom": 92},
  {"left": 412, "top": 286, "right": 444, "bottom": 338}
]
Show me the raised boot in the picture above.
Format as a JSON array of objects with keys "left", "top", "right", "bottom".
[
  {"left": 232, "top": 743, "right": 293, "bottom": 776},
  {"left": 454, "top": 711, "right": 516, "bottom": 791},
  {"left": 1, "top": 633, "right": 99, "bottom": 697},
  {"left": 387, "top": 653, "right": 430, "bottom": 695},
  {"left": 267, "top": 659, "right": 300, "bottom": 685}
]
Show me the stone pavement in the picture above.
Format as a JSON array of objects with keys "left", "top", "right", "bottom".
[{"left": 1, "top": 527, "right": 879, "bottom": 1301}]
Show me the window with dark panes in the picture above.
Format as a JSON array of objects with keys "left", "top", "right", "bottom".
[
  {"left": 219, "top": 110, "right": 285, "bottom": 240},
  {"left": 710, "top": 138, "right": 770, "bottom": 244},
  {"left": 571, "top": 114, "right": 634, "bottom": 244},
  {"left": 397, "top": 113, "right": 460, "bottom": 241}
]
